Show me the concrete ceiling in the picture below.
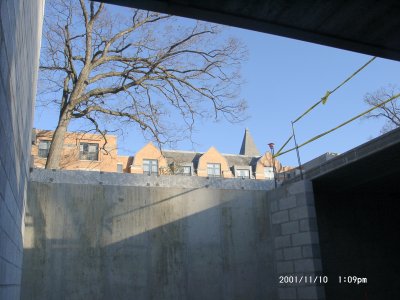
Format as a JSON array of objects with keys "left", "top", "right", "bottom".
[
  {"left": 98, "top": 0, "right": 400, "bottom": 61},
  {"left": 306, "top": 127, "right": 400, "bottom": 193}
]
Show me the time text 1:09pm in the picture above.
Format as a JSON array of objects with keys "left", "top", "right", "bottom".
[{"left": 338, "top": 276, "right": 367, "bottom": 284}]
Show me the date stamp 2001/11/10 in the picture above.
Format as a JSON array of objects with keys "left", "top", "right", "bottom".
[
  {"left": 279, "top": 275, "right": 328, "bottom": 284},
  {"left": 279, "top": 275, "right": 367, "bottom": 285}
]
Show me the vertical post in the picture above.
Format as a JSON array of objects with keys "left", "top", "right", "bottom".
[
  {"left": 268, "top": 143, "right": 278, "bottom": 188},
  {"left": 291, "top": 121, "right": 304, "bottom": 179}
]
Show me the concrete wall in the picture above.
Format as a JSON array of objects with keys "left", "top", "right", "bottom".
[
  {"left": 22, "top": 169, "right": 276, "bottom": 300},
  {"left": 22, "top": 170, "right": 324, "bottom": 300},
  {"left": 0, "top": 0, "right": 44, "bottom": 299}
]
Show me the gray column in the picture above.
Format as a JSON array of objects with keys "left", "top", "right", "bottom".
[{"left": 268, "top": 180, "right": 325, "bottom": 300}]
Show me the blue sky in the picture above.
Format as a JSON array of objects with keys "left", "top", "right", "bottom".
[{"left": 34, "top": 7, "right": 400, "bottom": 167}]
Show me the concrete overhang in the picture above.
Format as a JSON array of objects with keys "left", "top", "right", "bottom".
[
  {"left": 300, "top": 127, "right": 400, "bottom": 193},
  {"left": 97, "top": 0, "right": 400, "bottom": 61}
]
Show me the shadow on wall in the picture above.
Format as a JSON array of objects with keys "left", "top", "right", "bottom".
[{"left": 21, "top": 183, "right": 276, "bottom": 300}]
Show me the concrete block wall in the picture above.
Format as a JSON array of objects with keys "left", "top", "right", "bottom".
[
  {"left": 268, "top": 180, "right": 325, "bottom": 300},
  {"left": 0, "top": 0, "right": 44, "bottom": 299}
]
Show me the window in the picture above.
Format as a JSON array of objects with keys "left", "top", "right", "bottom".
[
  {"left": 207, "top": 163, "right": 221, "bottom": 177},
  {"left": 117, "top": 163, "right": 123, "bottom": 173},
  {"left": 79, "top": 143, "right": 99, "bottom": 161},
  {"left": 264, "top": 166, "right": 274, "bottom": 180},
  {"left": 236, "top": 169, "right": 250, "bottom": 179},
  {"left": 175, "top": 166, "right": 191, "bottom": 176},
  {"left": 143, "top": 159, "right": 158, "bottom": 175},
  {"left": 38, "top": 140, "right": 51, "bottom": 158}
]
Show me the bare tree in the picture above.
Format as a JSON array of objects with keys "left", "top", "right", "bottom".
[
  {"left": 363, "top": 84, "right": 400, "bottom": 133},
  {"left": 38, "top": 0, "right": 247, "bottom": 169}
]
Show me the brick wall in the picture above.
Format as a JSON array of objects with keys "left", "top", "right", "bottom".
[
  {"left": 255, "top": 151, "right": 284, "bottom": 180},
  {"left": 130, "top": 142, "right": 168, "bottom": 174},
  {"left": 32, "top": 129, "right": 121, "bottom": 172},
  {"left": 0, "top": 0, "right": 44, "bottom": 299}
]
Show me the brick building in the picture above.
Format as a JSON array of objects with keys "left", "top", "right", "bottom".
[
  {"left": 32, "top": 128, "right": 292, "bottom": 179},
  {"left": 32, "top": 129, "right": 129, "bottom": 173}
]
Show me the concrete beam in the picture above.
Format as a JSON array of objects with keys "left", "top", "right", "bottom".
[{"left": 97, "top": 0, "right": 400, "bottom": 62}]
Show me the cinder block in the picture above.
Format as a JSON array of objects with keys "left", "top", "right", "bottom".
[
  {"left": 296, "top": 193, "right": 315, "bottom": 206},
  {"left": 281, "top": 221, "right": 299, "bottom": 235},
  {"left": 287, "top": 180, "right": 307, "bottom": 195},
  {"left": 292, "top": 232, "right": 319, "bottom": 246},
  {"left": 302, "top": 245, "right": 321, "bottom": 258},
  {"left": 299, "top": 218, "right": 318, "bottom": 232},
  {"left": 270, "top": 200, "right": 278, "bottom": 212},
  {"left": 277, "top": 261, "right": 294, "bottom": 274},
  {"left": 272, "top": 224, "right": 281, "bottom": 235},
  {"left": 279, "top": 196, "right": 297, "bottom": 210},
  {"left": 294, "top": 258, "right": 322, "bottom": 273},
  {"left": 278, "top": 287, "right": 297, "bottom": 299},
  {"left": 283, "top": 247, "right": 302, "bottom": 260},
  {"left": 0, "top": 230, "right": 6, "bottom": 259},
  {"left": 0, "top": 161, "right": 7, "bottom": 200},
  {"left": 0, "top": 1, "right": 45, "bottom": 299},
  {"left": 275, "top": 249, "right": 283, "bottom": 260},
  {"left": 297, "top": 286, "right": 324, "bottom": 299},
  {"left": 272, "top": 210, "right": 289, "bottom": 224},
  {"left": 289, "top": 206, "right": 316, "bottom": 221},
  {"left": 274, "top": 235, "right": 291, "bottom": 249}
]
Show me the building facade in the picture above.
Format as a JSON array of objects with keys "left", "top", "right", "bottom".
[
  {"left": 32, "top": 129, "right": 129, "bottom": 173},
  {"left": 32, "top": 128, "right": 292, "bottom": 180}
]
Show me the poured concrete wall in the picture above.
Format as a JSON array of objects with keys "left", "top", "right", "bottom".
[
  {"left": 22, "top": 170, "right": 276, "bottom": 300},
  {"left": 23, "top": 170, "right": 324, "bottom": 300},
  {"left": 0, "top": 1, "right": 44, "bottom": 299}
]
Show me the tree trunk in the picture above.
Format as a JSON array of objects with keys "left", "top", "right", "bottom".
[{"left": 45, "top": 112, "right": 72, "bottom": 169}]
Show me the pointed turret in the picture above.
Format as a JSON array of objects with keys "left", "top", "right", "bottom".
[{"left": 239, "top": 128, "right": 260, "bottom": 156}]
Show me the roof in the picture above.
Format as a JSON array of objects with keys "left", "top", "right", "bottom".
[
  {"left": 162, "top": 149, "right": 260, "bottom": 171},
  {"left": 163, "top": 150, "right": 202, "bottom": 167},
  {"left": 224, "top": 153, "right": 259, "bottom": 168},
  {"left": 239, "top": 128, "right": 260, "bottom": 156}
]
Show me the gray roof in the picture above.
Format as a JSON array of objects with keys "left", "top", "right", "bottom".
[
  {"left": 163, "top": 150, "right": 202, "bottom": 167},
  {"left": 239, "top": 128, "right": 260, "bottom": 156},
  {"left": 224, "top": 154, "right": 259, "bottom": 167},
  {"left": 162, "top": 150, "right": 260, "bottom": 172}
]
